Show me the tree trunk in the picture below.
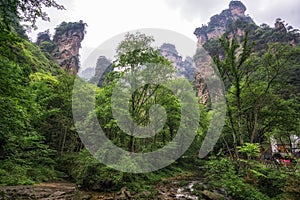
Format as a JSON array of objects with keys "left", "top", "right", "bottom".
[
  {"left": 250, "top": 110, "right": 258, "bottom": 143},
  {"left": 61, "top": 126, "right": 67, "bottom": 155}
]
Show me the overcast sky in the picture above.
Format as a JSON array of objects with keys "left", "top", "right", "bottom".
[{"left": 28, "top": 0, "right": 300, "bottom": 69}]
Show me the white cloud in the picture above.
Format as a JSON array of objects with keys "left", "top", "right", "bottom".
[
  {"left": 164, "top": 0, "right": 300, "bottom": 28},
  {"left": 165, "top": 0, "right": 229, "bottom": 22},
  {"left": 27, "top": 0, "right": 300, "bottom": 69},
  {"left": 244, "top": 0, "right": 300, "bottom": 28}
]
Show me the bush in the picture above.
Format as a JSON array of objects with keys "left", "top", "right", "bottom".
[
  {"left": 0, "top": 160, "right": 56, "bottom": 186},
  {"left": 205, "top": 157, "right": 269, "bottom": 200},
  {"left": 56, "top": 149, "right": 183, "bottom": 192},
  {"left": 257, "top": 169, "right": 286, "bottom": 198}
]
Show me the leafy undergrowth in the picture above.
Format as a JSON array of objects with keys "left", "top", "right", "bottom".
[
  {"left": 205, "top": 157, "right": 300, "bottom": 200},
  {"left": 55, "top": 149, "right": 204, "bottom": 193}
]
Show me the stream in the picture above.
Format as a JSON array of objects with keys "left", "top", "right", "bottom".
[{"left": 0, "top": 178, "right": 229, "bottom": 200}]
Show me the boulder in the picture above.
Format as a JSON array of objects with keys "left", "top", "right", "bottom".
[{"left": 201, "top": 190, "right": 224, "bottom": 200}]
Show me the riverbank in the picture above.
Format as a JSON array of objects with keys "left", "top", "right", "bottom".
[{"left": 0, "top": 172, "right": 230, "bottom": 200}]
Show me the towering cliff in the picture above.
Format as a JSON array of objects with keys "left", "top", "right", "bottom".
[
  {"left": 78, "top": 67, "right": 95, "bottom": 80},
  {"left": 36, "top": 21, "right": 86, "bottom": 74},
  {"left": 84, "top": 43, "right": 195, "bottom": 84},
  {"left": 193, "top": 1, "right": 300, "bottom": 105},
  {"left": 89, "top": 56, "right": 113, "bottom": 86},
  {"left": 192, "top": 1, "right": 253, "bottom": 105},
  {"left": 194, "top": 1, "right": 254, "bottom": 47},
  {"left": 160, "top": 43, "right": 195, "bottom": 82}
]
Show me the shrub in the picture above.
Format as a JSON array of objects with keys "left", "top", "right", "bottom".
[{"left": 205, "top": 157, "right": 269, "bottom": 200}]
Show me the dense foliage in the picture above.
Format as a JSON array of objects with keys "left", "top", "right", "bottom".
[
  {"left": 0, "top": 22, "right": 58, "bottom": 185},
  {"left": 0, "top": 1, "right": 299, "bottom": 199},
  {"left": 199, "top": 19, "right": 300, "bottom": 200}
]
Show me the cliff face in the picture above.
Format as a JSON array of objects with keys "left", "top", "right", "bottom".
[
  {"left": 88, "top": 56, "right": 112, "bottom": 86},
  {"left": 194, "top": 1, "right": 253, "bottom": 47},
  {"left": 159, "top": 42, "right": 214, "bottom": 105},
  {"left": 160, "top": 43, "right": 195, "bottom": 82},
  {"left": 193, "top": 1, "right": 300, "bottom": 105},
  {"left": 78, "top": 67, "right": 95, "bottom": 80},
  {"left": 193, "top": 1, "right": 255, "bottom": 104},
  {"left": 36, "top": 21, "right": 86, "bottom": 74}
]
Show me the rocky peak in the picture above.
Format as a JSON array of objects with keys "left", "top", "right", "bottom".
[
  {"left": 36, "top": 30, "right": 51, "bottom": 46},
  {"left": 36, "top": 21, "right": 86, "bottom": 75},
  {"left": 193, "top": 1, "right": 253, "bottom": 105},
  {"left": 89, "top": 55, "right": 113, "bottom": 86},
  {"left": 274, "top": 18, "right": 287, "bottom": 34},
  {"left": 194, "top": 1, "right": 253, "bottom": 47},
  {"left": 160, "top": 43, "right": 178, "bottom": 57},
  {"left": 160, "top": 43, "right": 195, "bottom": 81},
  {"left": 229, "top": 0, "right": 246, "bottom": 17},
  {"left": 52, "top": 21, "right": 86, "bottom": 74}
]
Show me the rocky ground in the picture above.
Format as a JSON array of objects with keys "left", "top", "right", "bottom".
[
  {"left": 0, "top": 175, "right": 230, "bottom": 200},
  {"left": 0, "top": 182, "right": 77, "bottom": 200}
]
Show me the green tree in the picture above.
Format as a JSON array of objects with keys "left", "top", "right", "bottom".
[
  {"left": 30, "top": 72, "right": 82, "bottom": 154},
  {"left": 111, "top": 32, "right": 175, "bottom": 152},
  {"left": 212, "top": 34, "right": 300, "bottom": 159},
  {"left": 0, "top": 0, "right": 65, "bottom": 29},
  {"left": 0, "top": 51, "right": 56, "bottom": 185},
  {"left": 213, "top": 33, "right": 253, "bottom": 155}
]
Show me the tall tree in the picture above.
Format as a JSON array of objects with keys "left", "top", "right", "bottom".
[
  {"left": 112, "top": 32, "right": 175, "bottom": 152},
  {"left": 213, "top": 34, "right": 253, "bottom": 154},
  {"left": 212, "top": 35, "right": 300, "bottom": 158}
]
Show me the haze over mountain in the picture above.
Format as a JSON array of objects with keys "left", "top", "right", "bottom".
[
  {"left": 79, "top": 0, "right": 300, "bottom": 84},
  {"left": 27, "top": 0, "right": 300, "bottom": 68}
]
